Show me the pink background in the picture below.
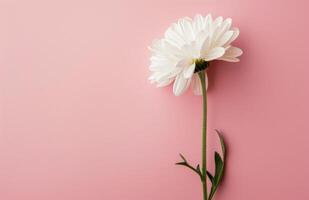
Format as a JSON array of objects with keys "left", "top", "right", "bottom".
[{"left": 1, "top": 0, "right": 309, "bottom": 199}]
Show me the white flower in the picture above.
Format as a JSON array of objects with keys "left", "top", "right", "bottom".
[{"left": 148, "top": 14, "right": 243, "bottom": 96}]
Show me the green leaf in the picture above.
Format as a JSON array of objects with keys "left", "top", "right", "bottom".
[
  {"left": 215, "top": 129, "right": 226, "bottom": 160},
  {"left": 208, "top": 131, "right": 227, "bottom": 200},
  {"left": 175, "top": 153, "right": 203, "bottom": 180},
  {"left": 196, "top": 164, "right": 201, "bottom": 174},
  {"left": 179, "top": 153, "right": 187, "bottom": 163},
  {"left": 214, "top": 152, "right": 224, "bottom": 185},
  {"left": 206, "top": 170, "right": 214, "bottom": 183},
  {"left": 176, "top": 153, "right": 187, "bottom": 165},
  {"left": 208, "top": 152, "right": 224, "bottom": 200},
  {"left": 175, "top": 161, "right": 186, "bottom": 165}
]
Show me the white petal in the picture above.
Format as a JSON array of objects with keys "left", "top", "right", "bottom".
[
  {"left": 164, "top": 24, "right": 186, "bottom": 48},
  {"left": 156, "top": 79, "right": 173, "bottom": 87},
  {"left": 179, "top": 42, "right": 199, "bottom": 58},
  {"left": 194, "top": 14, "right": 205, "bottom": 33},
  {"left": 204, "top": 14, "right": 212, "bottom": 33},
  {"left": 192, "top": 74, "right": 201, "bottom": 95},
  {"left": 201, "top": 35, "right": 211, "bottom": 53},
  {"left": 218, "top": 57, "right": 240, "bottom": 62},
  {"left": 205, "top": 14, "right": 212, "bottom": 23},
  {"left": 178, "top": 17, "right": 195, "bottom": 43},
  {"left": 176, "top": 58, "right": 192, "bottom": 68},
  {"left": 155, "top": 72, "right": 173, "bottom": 82},
  {"left": 213, "top": 16, "right": 223, "bottom": 27},
  {"left": 212, "top": 18, "right": 231, "bottom": 43},
  {"left": 203, "top": 47, "right": 225, "bottom": 61},
  {"left": 195, "top": 31, "right": 208, "bottom": 48},
  {"left": 192, "top": 73, "right": 208, "bottom": 95},
  {"left": 173, "top": 74, "right": 190, "bottom": 96},
  {"left": 225, "top": 46, "right": 243, "bottom": 57},
  {"left": 225, "top": 28, "right": 240, "bottom": 46},
  {"left": 216, "top": 30, "right": 234, "bottom": 47},
  {"left": 222, "top": 18, "right": 232, "bottom": 32},
  {"left": 183, "top": 63, "right": 196, "bottom": 78}
]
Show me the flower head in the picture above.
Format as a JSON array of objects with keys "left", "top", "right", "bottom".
[{"left": 149, "top": 14, "right": 242, "bottom": 96}]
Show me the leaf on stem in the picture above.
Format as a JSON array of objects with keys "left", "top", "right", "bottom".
[
  {"left": 206, "top": 171, "right": 214, "bottom": 183},
  {"left": 175, "top": 153, "right": 203, "bottom": 179},
  {"left": 175, "top": 161, "right": 186, "bottom": 165},
  {"left": 196, "top": 164, "right": 203, "bottom": 179},
  {"left": 176, "top": 153, "right": 188, "bottom": 165},
  {"left": 196, "top": 164, "right": 201, "bottom": 174},
  {"left": 213, "top": 152, "right": 224, "bottom": 185},
  {"left": 179, "top": 153, "right": 188, "bottom": 163},
  {"left": 215, "top": 129, "right": 226, "bottom": 159},
  {"left": 208, "top": 131, "right": 227, "bottom": 200}
]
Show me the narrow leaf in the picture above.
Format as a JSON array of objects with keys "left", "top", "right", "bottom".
[
  {"left": 213, "top": 152, "right": 224, "bottom": 186},
  {"left": 208, "top": 152, "right": 224, "bottom": 200},
  {"left": 175, "top": 162, "right": 186, "bottom": 165},
  {"left": 208, "top": 131, "right": 228, "bottom": 200},
  {"left": 175, "top": 160, "right": 203, "bottom": 179},
  {"left": 179, "top": 153, "right": 187, "bottom": 163},
  {"left": 206, "top": 170, "right": 214, "bottom": 183},
  {"left": 215, "top": 129, "right": 226, "bottom": 160},
  {"left": 196, "top": 164, "right": 202, "bottom": 177},
  {"left": 196, "top": 164, "right": 201, "bottom": 173}
]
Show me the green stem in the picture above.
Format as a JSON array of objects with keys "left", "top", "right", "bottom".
[{"left": 198, "top": 71, "right": 207, "bottom": 200}]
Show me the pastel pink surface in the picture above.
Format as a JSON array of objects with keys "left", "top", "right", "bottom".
[{"left": 0, "top": 0, "right": 309, "bottom": 199}]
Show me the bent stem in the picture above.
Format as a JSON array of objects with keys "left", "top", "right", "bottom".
[{"left": 198, "top": 71, "right": 208, "bottom": 200}]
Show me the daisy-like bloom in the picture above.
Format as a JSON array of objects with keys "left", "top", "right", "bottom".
[{"left": 149, "top": 14, "right": 243, "bottom": 96}]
